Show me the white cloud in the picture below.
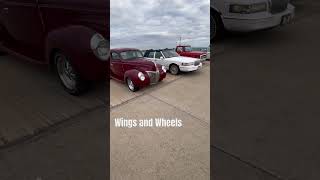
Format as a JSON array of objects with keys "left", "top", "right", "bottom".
[{"left": 110, "top": 0, "right": 210, "bottom": 49}]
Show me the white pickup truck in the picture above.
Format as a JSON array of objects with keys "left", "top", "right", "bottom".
[{"left": 211, "top": 0, "right": 295, "bottom": 40}]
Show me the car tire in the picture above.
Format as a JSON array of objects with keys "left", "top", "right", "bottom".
[
  {"left": 54, "top": 52, "right": 90, "bottom": 96},
  {"left": 126, "top": 77, "right": 139, "bottom": 92},
  {"left": 169, "top": 64, "right": 180, "bottom": 75},
  {"left": 211, "top": 9, "right": 224, "bottom": 42}
]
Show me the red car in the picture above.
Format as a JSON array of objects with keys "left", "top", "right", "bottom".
[
  {"left": 0, "top": 0, "right": 109, "bottom": 95},
  {"left": 176, "top": 45, "right": 207, "bottom": 61},
  {"left": 110, "top": 48, "right": 166, "bottom": 92}
]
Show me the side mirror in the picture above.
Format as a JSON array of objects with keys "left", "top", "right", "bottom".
[{"left": 160, "top": 56, "right": 164, "bottom": 60}]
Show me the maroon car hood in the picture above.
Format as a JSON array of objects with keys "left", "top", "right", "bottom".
[{"left": 122, "top": 58, "right": 157, "bottom": 71}]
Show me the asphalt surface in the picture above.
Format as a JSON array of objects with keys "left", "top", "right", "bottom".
[
  {"left": 213, "top": 1, "right": 320, "bottom": 179},
  {"left": 110, "top": 62, "right": 210, "bottom": 180}
]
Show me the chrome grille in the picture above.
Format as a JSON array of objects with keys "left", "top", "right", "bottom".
[
  {"left": 147, "top": 71, "right": 160, "bottom": 84},
  {"left": 270, "top": 0, "right": 289, "bottom": 14},
  {"left": 194, "top": 61, "right": 200, "bottom": 66}
]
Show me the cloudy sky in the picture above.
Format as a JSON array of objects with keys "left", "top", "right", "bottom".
[{"left": 110, "top": 0, "right": 210, "bottom": 49}]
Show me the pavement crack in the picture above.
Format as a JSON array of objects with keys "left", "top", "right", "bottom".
[
  {"left": 212, "top": 145, "right": 287, "bottom": 180},
  {"left": 149, "top": 94, "right": 209, "bottom": 128},
  {"left": 0, "top": 105, "right": 106, "bottom": 151}
]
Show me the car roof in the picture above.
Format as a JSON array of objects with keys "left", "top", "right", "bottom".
[
  {"left": 144, "top": 48, "right": 177, "bottom": 57},
  {"left": 111, "top": 48, "right": 140, "bottom": 53},
  {"left": 145, "top": 48, "right": 175, "bottom": 52},
  {"left": 144, "top": 48, "right": 175, "bottom": 56}
]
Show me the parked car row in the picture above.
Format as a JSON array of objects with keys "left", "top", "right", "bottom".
[
  {"left": 110, "top": 47, "right": 206, "bottom": 92},
  {"left": 0, "top": 0, "right": 207, "bottom": 94}
]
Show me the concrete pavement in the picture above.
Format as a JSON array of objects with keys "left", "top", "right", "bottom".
[
  {"left": 0, "top": 54, "right": 106, "bottom": 148},
  {"left": 110, "top": 63, "right": 210, "bottom": 180},
  {"left": 0, "top": 107, "right": 107, "bottom": 180},
  {"left": 213, "top": 1, "right": 320, "bottom": 179},
  {"left": 0, "top": 53, "right": 108, "bottom": 179},
  {"left": 0, "top": 49, "right": 210, "bottom": 179}
]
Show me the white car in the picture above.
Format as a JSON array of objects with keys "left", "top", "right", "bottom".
[
  {"left": 144, "top": 49, "right": 202, "bottom": 75},
  {"left": 211, "top": 0, "right": 295, "bottom": 40}
]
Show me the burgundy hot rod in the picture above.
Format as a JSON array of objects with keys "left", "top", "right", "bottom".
[
  {"left": 110, "top": 48, "right": 166, "bottom": 92},
  {"left": 0, "top": 0, "right": 109, "bottom": 95}
]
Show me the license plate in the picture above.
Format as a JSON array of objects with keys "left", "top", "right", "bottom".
[{"left": 281, "top": 14, "right": 292, "bottom": 25}]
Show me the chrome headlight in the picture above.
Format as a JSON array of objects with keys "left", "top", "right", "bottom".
[
  {"left": 138, "top": 72, "right": 145, "bottom": 81},
  {"left": 230, "top": 3, "right": 267, "bottom": 14},
  {"left": 90, "top": 33, "right": 109, "bottom": 61},
  {"left": 161, "top": 66, "right": 166, "bottom": 73},
  {"left": 182, "top": 62, "right": 194, "bottom": 66}
]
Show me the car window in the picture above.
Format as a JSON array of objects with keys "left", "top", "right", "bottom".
[
  {"left": 185, "top": 46, "right": 192, "bottom": 52},
  {"left": 155, "top": 52, "right": 162, "bottom": 59},
  {"left": 147, "top": 52, "right": 155, "bottom": 58},
  {"left": 176, "top": 47, "right": 183, "bottom": 52},
  {"left": 120, "top": 50, "right": 143, "bottom": 60},
  {"left": 162, "top": 50, "right": 179, "bottom": 58},
  {"left": 111, "top": 52, "right": 120, "bottom": 60}
]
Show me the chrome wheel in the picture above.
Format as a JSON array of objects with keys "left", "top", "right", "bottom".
[
  {"left": 56, "top": 54, "right": 77, "bottom": 90},
  {"left": 127, "top": 78, "right": 135, "bottom": 91},
  {"left": 170, "top": 64, "right": 179, "bottom": 75}
]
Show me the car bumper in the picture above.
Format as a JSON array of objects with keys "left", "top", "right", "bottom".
[
  {"left": 136, "top": 71, "right": 166, "bottom": 88},
  {"left": 180, "top": 63, "right": 202, "bottom": 72},
  {"left": 223, "top": 4, "right": 295, "bottom": 32},
  {"left": 200, "top": 55, "right": 207, "bottom": 62},
  {"left": 200, "top": 58, "right": 207, "bottom": 62}
]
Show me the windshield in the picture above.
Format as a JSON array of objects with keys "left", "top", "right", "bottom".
[
  {"left": 185, "top": 46, "right": 192, "bottom": 52},
  {"left": 162, "top": 50, "right": 179, "bottom": 58},
  {"left": 120, "top": 50, "right": 143, "bottom": 60}
]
